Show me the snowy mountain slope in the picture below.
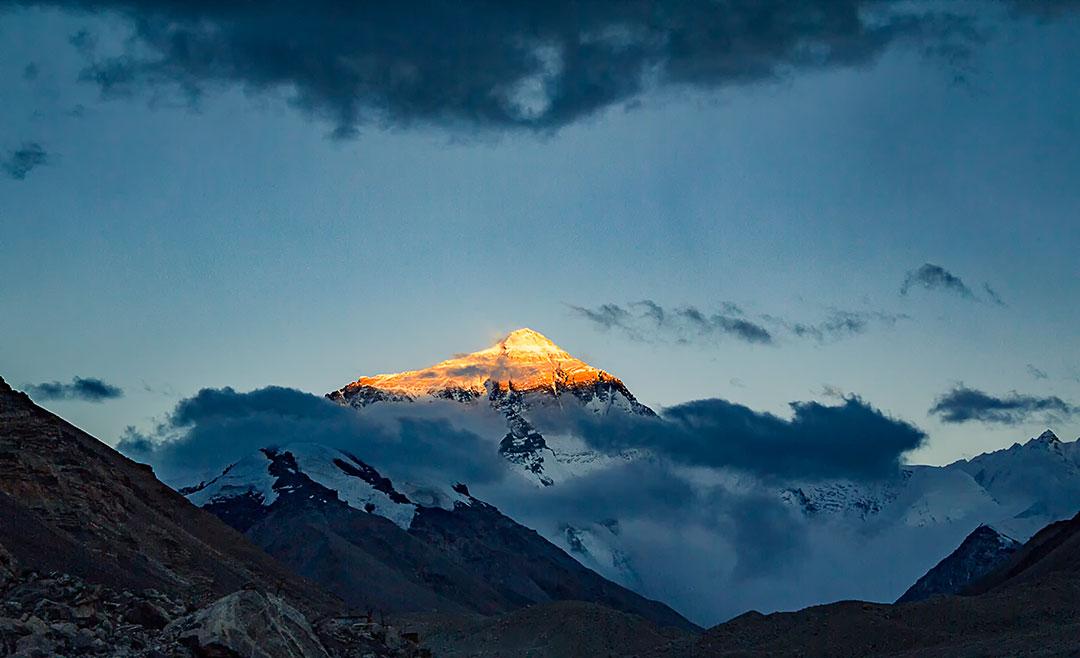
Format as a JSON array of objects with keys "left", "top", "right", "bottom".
[
  {"left": 327, "top": 328, "right": 651, "bottom": 486},
  {"left": 946, "top": 430, "right": 1080, "bottom": 527},
  {"left": 181, "top": 442, "right": 464, "bottom": 531},
  {"left": 777, "top": 433, "right": 1080, "bottom": 540},
  {"left": 179, "top": 442, "right": 696, "bottom": 630}
]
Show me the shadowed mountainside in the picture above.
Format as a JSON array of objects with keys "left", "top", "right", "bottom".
[{"left": 0, "top": 375, "right": 336, "bottom": 615}]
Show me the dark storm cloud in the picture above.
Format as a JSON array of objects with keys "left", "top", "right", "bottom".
[
  {"left": 900, "top": 263, "right": 976, "bottom": 299},
  {"left": 118, "top": 385, "right": 507, "bottom": 486},
  {"left": 2, "top": 142, "right": 51, "bottom": 180},
  {"left": 929, "top": 385, "right": 1076, "bottom": 425},
  {"left": 26, "top": 376, "right": 123, "bottom": 402},
  {"left": 569, "top": 300, "right": 773, "bottom": 345},
  {"left": 8, "top": 0, "right": 979, "bottom": 137},
  {"left": 533, "top": 395, "right": 925, "bottom": 480}
]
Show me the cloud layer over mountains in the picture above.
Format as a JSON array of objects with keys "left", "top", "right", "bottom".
[
  {"left": 119, "top": 382, "right": 931, "bottom": 622},
  {"left": 119, "top": 386, "right": 507, "bottom": 487},
  {"left": 533, "top": 395, "right": 925, "bottom": 481}
]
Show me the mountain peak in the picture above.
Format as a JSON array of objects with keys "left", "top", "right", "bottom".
[
  {"left": 339, "top": 328, "right": 619, "bottom": 397},
  {"left": 486, "top": 328, "right": 567, "bottom": 356},
  {"left": 1036, "top": 429, "right": 1060, "bottom": 443}
]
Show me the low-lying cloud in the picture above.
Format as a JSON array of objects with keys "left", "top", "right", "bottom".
[
  {"left": 118, "top": 385, "right": 508, "bottom": 487},
  {"left": 26, "top": 376, "right": 122, "bottom": 402},
  {"left": 929, "top": 385, "right": 1076, "bottom": 425},
  {"left": 119, "top": 381, "right": 938, "bottom": 623},
  {"left": 534, "top": 395, "right": 926, "bottom": 481}
]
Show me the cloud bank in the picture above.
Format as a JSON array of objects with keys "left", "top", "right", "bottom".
[
  {"left": 10, "top": 0, "right": 984, "bottom": 137},
  {"left": 118, "top": 385, "right": 508, "bottom": 486},
  {"left": 929, "top": 385, "right": 1076, "bottom": 425},
  {"left": 534, "top": 395, "right": 925, "bottom": 481},
  {"left": 26, "top": 376, "right": 122, "bottom": 402}
]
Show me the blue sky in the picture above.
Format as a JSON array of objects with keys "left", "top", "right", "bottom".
[{"left": 1, "top": 2, "right": 1078, "bottom": 466}]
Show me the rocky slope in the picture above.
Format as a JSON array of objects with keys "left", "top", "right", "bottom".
[
  {"left": 0, "top": 547, "right": 420, "bottom": 657},
  {"left": 418, "top": 600, "right": 694, "bottom": 658},
  {"left": 896, "top": 525, "right": 1020, "bottom": 603},
  {"left": 0, "top": 376, "right": 334, "bottom": 615}
]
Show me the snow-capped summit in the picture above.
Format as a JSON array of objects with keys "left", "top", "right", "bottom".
[
  {"left": 330, "top": 327, "right": 635, "bottom": 401},
  {"left": 327, "top": 328, "right": 653, "bottom": 485}
]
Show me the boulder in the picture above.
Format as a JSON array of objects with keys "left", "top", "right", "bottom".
[
  {"left": 124, "top": 599, "right": 172, "bottom": 629},
  {"left": 171, "top": 589, "right": 329, "bottom": 658}
]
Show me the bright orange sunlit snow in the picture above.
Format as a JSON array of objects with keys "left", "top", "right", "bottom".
[{"left": 343, "top": 328, "right": 620, "bottom": 395}]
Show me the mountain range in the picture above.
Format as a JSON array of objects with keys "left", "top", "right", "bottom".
[
  {"left": 5, "top": 328, "right": 1080, "bottom": 655},
  {"left": 180, "top": 329, "right": 1080, "bottom": 621}
]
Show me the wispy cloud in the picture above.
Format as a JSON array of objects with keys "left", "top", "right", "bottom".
[
  {"left": 26, "top": 376, "right": 123, "bottom": 402},
  {"left": 983, "top": 283, "right": 1007, "bottom": 306},
  {"left": 900, "top": 263, "right": 975, "bottom": 299},
  {"left": 765, "top": 309, "right": 908, "bottom": 343},
  {"left": 2, "top": 142, "right": 51, "bottom": 180},
  {"left": 899, "top": 263, "right": 1006, "bottom": 305},
  {"left": 570, "top": 301, "right": 904, "bottom": 346},
  {"left": 568, "top": 300, "right": 773, "bottom": 345},
  {"left": 929, "top": 385, "right": 1075, "bottom": 425},
  {"left": 1027, "top": 364, "right": 1049, "bottom": 381}
]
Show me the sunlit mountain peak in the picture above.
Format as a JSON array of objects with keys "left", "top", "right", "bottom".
[{"left": 341, "top": 328, "right": 619, "bottom": 397}]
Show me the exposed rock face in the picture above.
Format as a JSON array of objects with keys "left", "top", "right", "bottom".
[
  {"left": 897, "top": 525, "right": 1021, "bottom": 603},
  {"left": 170, "top": 590, "right": 329, "bottom": 658}
]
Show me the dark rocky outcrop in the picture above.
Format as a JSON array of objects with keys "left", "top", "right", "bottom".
[
  {"left": 0, "top": 556, "right": 424, "bottom": 657},
  {"left": 897, "top": 525, "right": 1020, "bottom": 603},
  {"left": 169, "top": 590, "right": 329, "bottom": 658}
]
